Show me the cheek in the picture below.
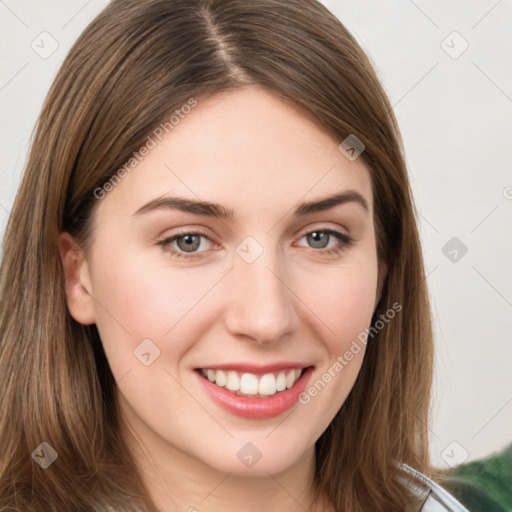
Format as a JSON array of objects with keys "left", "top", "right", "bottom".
[
  {"left": 88, "top": 248, "right": 221, "bottom": 366},
  {"left": 89, "top": 232, "right": 378, "bottom": 378},
  {"left": 297, "top": 262, "right": 377, "bottom": 418},
  {"left": 304, "top": 258, "right": 378, "bottom": 352}
]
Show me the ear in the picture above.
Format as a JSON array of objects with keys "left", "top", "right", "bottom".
[{"left": 59, "top": 232, "right": 96, "bottom": 325}]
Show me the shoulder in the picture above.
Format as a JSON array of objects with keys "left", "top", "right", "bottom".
[{"left": 397, "top": 463, "right": 470, "bottom": 511}]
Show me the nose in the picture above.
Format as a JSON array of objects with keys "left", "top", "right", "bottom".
[{"left": 223, "top": 243, "right": 299, "bottom": 345}]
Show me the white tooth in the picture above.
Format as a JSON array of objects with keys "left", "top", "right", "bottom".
[
  {"left": 294, "top": 369, "right": 302, "bottom": 380},
  {"left": 207, "top": 369, "right": 215, "bottom": 382},
  {"left": 240, "top": 373, "right": 259, "bottom": 395},
  {"left": 258, "top": 373, "right": 277, "bottom": 395},
  {"left": 286, "top": 370, "right": 296, "bottom": 389},
  {"left": 226, "top": 371, "right": 240, "bottom": 391},
  {"left": 276, "top": 371, "right": 287, "bottom": 392},
  {"left": 215, "top": 369, "right": 226, "bottom": 387},
  {"left": 200, "top": 368, "right": 208, "bottom": 378}
]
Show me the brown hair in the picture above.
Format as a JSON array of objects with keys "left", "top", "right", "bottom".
[{"left": 0, "top": 0, "right": 435, "bottom": 510}]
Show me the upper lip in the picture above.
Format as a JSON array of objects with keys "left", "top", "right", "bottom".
[{"left": 195, "top": 362, "right": 313, "bottom": 374}]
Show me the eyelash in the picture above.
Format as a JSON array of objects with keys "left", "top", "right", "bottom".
[{"left": 157, "top": 228, "right": 354, "bottom": 260}]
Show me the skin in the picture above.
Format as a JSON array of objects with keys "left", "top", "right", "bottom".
[{"left": 60, "top": 86, "right": 384, "bottom": 512}]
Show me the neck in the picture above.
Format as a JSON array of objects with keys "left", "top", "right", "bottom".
[{"left": 118, "top": 407, "right": 331, "bottom": 512}]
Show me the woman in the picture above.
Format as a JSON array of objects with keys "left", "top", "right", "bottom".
[{"left": 0, "top": 0, "right": 469, "bottom": 510}]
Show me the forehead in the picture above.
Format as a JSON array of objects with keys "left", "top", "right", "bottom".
[{"left": 96, "top": 86, "right": 373, "bottom": 220}]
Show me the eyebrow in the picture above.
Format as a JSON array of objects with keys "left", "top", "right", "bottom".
[{"left": 133, "top": 190, "right": 370, "bottom": 219}]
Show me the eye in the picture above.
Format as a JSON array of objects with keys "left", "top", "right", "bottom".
[
  {"left": 157, "top": 230, "right": 216, "bottom": 259},
  {"left": 156, "top": 228, "right": 354, "bottom": 260},
  {"left": 297, "top": 229, "right": 354, "bottom": 256}
]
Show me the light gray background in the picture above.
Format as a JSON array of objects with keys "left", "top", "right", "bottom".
[{"left": 1, "top": 1, "right": 511, "bottom": 468}]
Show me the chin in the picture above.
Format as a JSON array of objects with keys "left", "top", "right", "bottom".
[{"left": 193, "top": 435, "right": 312, "bottom": 476}]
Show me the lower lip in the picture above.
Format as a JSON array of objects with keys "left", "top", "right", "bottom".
[{"left": 195, "top": 367, "right": 314, "bottom": 420}]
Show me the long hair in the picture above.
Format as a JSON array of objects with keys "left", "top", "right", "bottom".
[{"left": 0, "top": 0, "right": 435, "bottom": 510}]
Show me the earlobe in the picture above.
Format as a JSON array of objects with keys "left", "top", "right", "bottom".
[{"left": 59, "top": 232, "right": 96, "bottom": 325}]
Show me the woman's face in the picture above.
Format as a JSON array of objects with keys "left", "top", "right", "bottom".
[{"left": 63, "top": 86, "right": 380, "bottom": 476}]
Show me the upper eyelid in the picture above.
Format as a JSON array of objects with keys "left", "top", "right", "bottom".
[
  {"left": 298, "top": 226, "right": 350, "bottom": 239},
  {"left": 163, "top": 225, "right": 349, "bottom": 241},
  {"left": 166, "top": 221, "right": 351, "bottom": 239}
]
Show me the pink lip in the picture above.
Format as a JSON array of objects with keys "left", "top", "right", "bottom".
[
  {"left": 195, "top": 362, "right": 310, "bottom": 375},
  {"left": 195, "top": 366, "right": 314, "bottom": 420}
]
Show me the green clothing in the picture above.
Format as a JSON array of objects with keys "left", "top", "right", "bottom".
[{"left": 441, "top": 443, "right": 512, "bottom": 512}]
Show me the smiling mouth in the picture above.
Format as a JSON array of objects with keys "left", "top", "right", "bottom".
[{"left": 196, "top": 367, "right": 312, "bottom": 398}]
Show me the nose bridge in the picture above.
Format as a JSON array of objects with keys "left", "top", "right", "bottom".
[{"left": 224, "top": 238, "right": 298, "bottom": 344}]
